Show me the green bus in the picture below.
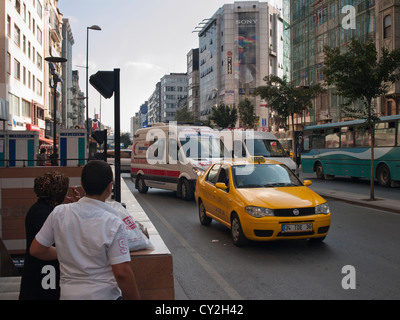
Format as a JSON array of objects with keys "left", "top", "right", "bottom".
[{"left": 301, "top": 115, "right": 400, "bottom": 187}]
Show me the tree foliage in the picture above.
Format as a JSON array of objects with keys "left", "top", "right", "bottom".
[
  {"left": 210, "top": 104, "right": 238, "bottom": 129},
  {"left": 323, "top": 38, "right": 400, "bottom": 199},
  {"left": 175, "top": 105, "right": 193, "bottom": 122},
  {"left": 255, "top": 75, "right": 325, "bottom": 160},
  {"left": 238, "top": 98, "right": 259, "bottom": 129},
  {"left": 323, "top": 38, "right": 400, "bottom": 120}
]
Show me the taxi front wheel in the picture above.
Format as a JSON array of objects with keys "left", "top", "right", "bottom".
[{"left": 231, "top": 214, "right": 248, "bottom": 247}]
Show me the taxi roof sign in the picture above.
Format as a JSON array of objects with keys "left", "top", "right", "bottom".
[{"left": 248, "top": 156, "right": 266, "bottom": 164}]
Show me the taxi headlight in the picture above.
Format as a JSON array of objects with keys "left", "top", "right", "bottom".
[
  {"left": 245, "top": 206, "right": 274, "bottom": 218},
  {"left": 192, "top": 167, "right": 205, "bottom": 177},
  {"left": 315, "top": 203, "right": 330, "bottom": 215}
]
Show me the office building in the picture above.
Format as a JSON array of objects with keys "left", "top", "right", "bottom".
[
  {"left": 290, "top": 0, "right": 400, "bottom": 127},
  {"left": 197, "top": 1, "right": 287, "bottom": 129}
]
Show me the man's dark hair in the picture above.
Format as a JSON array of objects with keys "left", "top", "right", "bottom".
[{"left": 81, "top": 160, "right": 113, "bottom": 196}]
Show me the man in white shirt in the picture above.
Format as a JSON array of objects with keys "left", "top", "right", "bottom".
[{"left": 30, "top": 160, "right": 140, "bottom": 300}]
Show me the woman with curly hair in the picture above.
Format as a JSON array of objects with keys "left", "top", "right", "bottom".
[{"left": 19, "top": 171, "right": 78, "bottom": 300}]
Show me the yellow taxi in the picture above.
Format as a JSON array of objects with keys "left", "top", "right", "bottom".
[{"left": 194, "top": 157, "right": 331, "bottom": 246}]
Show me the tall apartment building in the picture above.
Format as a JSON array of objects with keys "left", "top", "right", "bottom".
[
  {"left": 147, "top": 81, "right": 161, "bottom": 125},
  {"left": 62, "top": 18, "right": 74, "bottom": 129},
  {"left": 187, "top": 48, "right": 200, "bottom": 121},
  {"left": 160, "top": 73, "right": 188, "bottom": 123},
  {"left": 290, "top": 0, "right": 400, "bottom": 127},
  {"left": 0, "top": 0, "right": 67, "bottom": 147},
  {"left": 1, "top": 0, "right": 47, "bottom": 134},
  {"left": 197, "top": 1, "right": 286, "bottom": 129}
]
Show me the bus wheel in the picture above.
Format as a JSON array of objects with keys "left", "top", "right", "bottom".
[
  {"left": 377, "top": 164, "right": 391, "bottom": 187},
  {"left": 136, "top": 176, "right": 148, "bottom": 194},
  {"left": 315, "top": 162, "right": 325, "bottom": 180}
]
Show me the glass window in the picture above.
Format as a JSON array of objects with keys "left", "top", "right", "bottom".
[
  {"left": 14, "top": 24, "right": 21, "bottom": 46},
  {"left": 14, "top": 59, "right": 20, "bottom": 80},
  {"left": 206, "top": 164, "right": 221, "bottom": 185},
  {"left": 7, "top": 16, "right": 11, "bottom": 37},
  {"left": 312, "top": 130, "right": 325, "bottom": 149},
  {"left": 325, "top": 129, "right": 340, "bottom": 148},
  {"left": 22, "top": 100, "right": 31, "bottom": 117},
  {"left": 340, "top": 126, "right": 354, "bottom": 148},
  {"left": 384, "top": 15, "right": 392, "bottom": 39},
  {"left": 8, "top": 92, "right": 20, "bottom": 116},
  {"left": 354, "top": 126, "right": 371, "bottom": 147},
  {"left": 397, "top": 122, "right": 400, "bottom": 146},
  {"left": 375, "top": 122, "right": 395, "bottom": 147},
  {"left": 245, "top": 139, "right": 287, "bottom": 157},
  {"left": 233, "top": 164, "right": 302, "bottom": 188}
]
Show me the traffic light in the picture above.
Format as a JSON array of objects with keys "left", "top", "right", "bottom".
[
  {"left": 91, "top": 130, "right": 107, "bottom": 145},
  {"left": 89, "top": 71, "right": 115, "bottom": 99},
  {"left": 91, "top": 129, "right": 108, "bottom": 162}
]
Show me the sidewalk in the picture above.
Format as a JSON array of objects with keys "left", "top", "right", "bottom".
[{"left": 308, "top": 185, "right": 400, "bottom": 215}]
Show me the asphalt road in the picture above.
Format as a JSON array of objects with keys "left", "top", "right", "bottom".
[{"left": 124, "top": 176, "right": 400, "bottom": 300}]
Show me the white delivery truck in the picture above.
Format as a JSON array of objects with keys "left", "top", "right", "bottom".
[
  {"left": 219, "top": 130, "right": 298, "bottom": 174},
  {"left": 131, "top": 123, "right": 223, "bottom": 200}
]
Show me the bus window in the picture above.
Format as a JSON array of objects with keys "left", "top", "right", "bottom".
[
  {"left": 340, "top": 126, "right": 354, "bottom": 148},
  {"left": 325, "top": 129, "right": 340, "bottom": 148},
  {"left": 312, "top": 130, "right": 325, "bottom": 149},
  {"left": 398, "top": 122, "right": 400, "bottom": 146},
  {"left": 354, "top": 127, "right": 371, "bottom": 147},
  {"left": 375, "top": 122, "right": 396, "bottom": 146},
  {"left": 303, "top": 136, "right": 310, "bottom": 151}
]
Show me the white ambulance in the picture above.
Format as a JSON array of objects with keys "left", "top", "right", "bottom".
[
  {"left": 219, "top": 130, "right": 298, "bottom": 174},
  {"left": 131, "top": 123, "right": 224, "bottom": 200}
]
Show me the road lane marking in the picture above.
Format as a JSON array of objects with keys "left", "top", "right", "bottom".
[{"left": 140, "top": 196, "right": 243, "bottom": 300}]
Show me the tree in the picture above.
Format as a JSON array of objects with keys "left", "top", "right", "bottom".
[
  {"left": 255, "top": 75, "right": 325, "bottom": 161},
  {"left": 120, "top": 132, "right": 132, "bottom": 148},
  {"left": 323, "top": 38, "right": 400, "bottom": 200},
  {"left": 238, "top": 98, "right": 259, "bottom": 129},
  {"left": 175, "top": 105, "right": 193, "bottom": 122},
  {"left": 209, "top": 104, "right": 238, "bottom": 129}
]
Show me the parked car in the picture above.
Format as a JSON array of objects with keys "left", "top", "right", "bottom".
[
  {"left": 194, "top": 156, "right": 331, "bottom": 246},
  {"left": 107, "top": 149, "right": 132, "bottom": 173}
]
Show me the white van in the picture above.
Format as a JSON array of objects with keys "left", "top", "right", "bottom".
[
  {"left": 219, "top": 130, "right": 298, "bottom": 173},
  {"left": 131, "top": 123, "right": 223, "bottom": 200}
]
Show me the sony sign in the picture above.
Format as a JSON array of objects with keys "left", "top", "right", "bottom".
[{"left": 236, "top": 19, "right": 258, "bottom": 25}]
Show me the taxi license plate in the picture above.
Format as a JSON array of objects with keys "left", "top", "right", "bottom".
[{"left": 282, "top": 223, "right": 313, "bottom": 233}]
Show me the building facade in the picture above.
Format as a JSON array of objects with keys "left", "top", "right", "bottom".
[
  {"left": 187, "top": 48, "right": 200, "bottom": 121},
  {"left": 159, "top": 73, "right": 188, "bottom": 123},
  {"left": 147, "top": 81, "right": 161, "bottom": 125},
  {"left": 0, "top": 0, "right": 72, "bottom": 148},
  {"left": 290, "top": 0, "right": 400, "bottom": 128},
  {"left": 61, "top": 17, "right": 74, "bottom": 129},
  {"left": 1, "top": 0, "right": 47, "bottom": 136},
  {"left": 197, "top": 1, "right": 286, "bottom": 129}
]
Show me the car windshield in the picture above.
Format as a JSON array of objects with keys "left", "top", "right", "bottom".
[
  {"left": 245, "top": 139, "right": 287, "bottom": 157},
  {"left": 232, "top": 163, "right": 302, "bottom": 188}
]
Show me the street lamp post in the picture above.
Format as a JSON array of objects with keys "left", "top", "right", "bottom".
[
  {"left": 86, "top": 25, "right": 101, "bottom": 142},
  {"left": 45, "top": 56, "right": 67, "bottom": 165}
]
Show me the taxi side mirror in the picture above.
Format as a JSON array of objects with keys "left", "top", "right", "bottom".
[
  {"left": 215, "top": 182, "right": 228, "bottom": 190},
  {"left": 303, "top": 180, "right": 312, "bottom": 186}
]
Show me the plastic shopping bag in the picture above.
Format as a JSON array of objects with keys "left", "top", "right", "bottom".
[{"left": 107, "top": 201, "right": 154, "bottom": 252}]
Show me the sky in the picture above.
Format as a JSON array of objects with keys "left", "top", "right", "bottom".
[{"left": 58, "top": 0, "right": 283, "bottom": 132}]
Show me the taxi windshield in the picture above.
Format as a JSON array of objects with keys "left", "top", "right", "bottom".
[{"left": 232, "top": 163, "right": 302, "bottom": 188}]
